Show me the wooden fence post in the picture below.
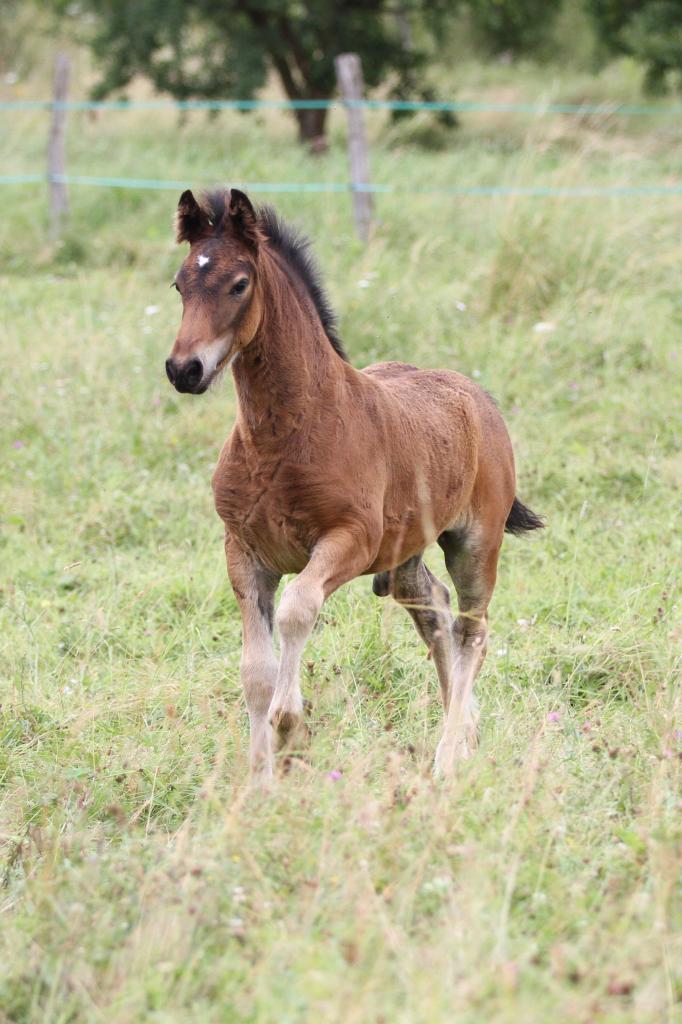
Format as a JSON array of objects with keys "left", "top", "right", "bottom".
[
  {"left": 48, "top": 53, "right": 70, "bottom": 238},
  {"left": 334, "top": 53, "right": 372, "bottom": 243}
]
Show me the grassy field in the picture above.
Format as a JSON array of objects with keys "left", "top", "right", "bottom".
[{"left": 1, "top": 49, "right": 681, "bottom": 1023}]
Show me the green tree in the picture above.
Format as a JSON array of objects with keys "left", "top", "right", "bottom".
[
  {"left": 0, "top": 1, "right": 47, "bottom": 78},
  {"left": 59, "top": 0, "right": 451, "bottom": 145},
  {"left": 585, "top": 0, "right": 682, "bottom": 92},
  {"left": 466, "top": 0, "right": 563, "bottom": 57}
]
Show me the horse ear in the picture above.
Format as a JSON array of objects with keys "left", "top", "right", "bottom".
[
  {"left": 175, "top": 190, "right": 211, "bottom": 244},
  {"left": 227, "top": 188, "right": 260, "bottom": 247}
]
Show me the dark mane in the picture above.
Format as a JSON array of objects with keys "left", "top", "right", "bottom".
[
  {"left": 200, "top": 190, "right": 348, "bottom": 362},
  {"left": 259, "top": 206, "right": 347, "bottom": 361}
]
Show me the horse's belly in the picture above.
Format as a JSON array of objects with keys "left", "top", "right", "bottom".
[{"left": 367, "top": 500, "right": 458, "bottom": 573}]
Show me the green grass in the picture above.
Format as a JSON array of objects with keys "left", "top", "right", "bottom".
[{"left": 1, "top": 50, "right": 681, "bottom": 1024}]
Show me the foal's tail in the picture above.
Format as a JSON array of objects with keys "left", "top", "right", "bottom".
[{"left": 505, "top": 497, "right": 544, "bottom": 535}]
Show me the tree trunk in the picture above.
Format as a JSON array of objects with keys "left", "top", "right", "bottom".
[
  {"left": 241, "top": 8, "right": 330, "bottom": 151},
  {"left": 293, "top": 105, "right": 328, "bottom": 151}
]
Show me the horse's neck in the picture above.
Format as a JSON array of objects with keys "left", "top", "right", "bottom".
[{"left": 231, "top": 277, "right": 344, "bottom": 442}]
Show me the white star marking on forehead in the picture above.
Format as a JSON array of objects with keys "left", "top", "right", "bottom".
[{"left": 197, "top": 254, "right": 210, "bottom": 268}]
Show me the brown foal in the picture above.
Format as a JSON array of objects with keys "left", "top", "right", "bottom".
[{"left": 165, "top": 187, "right": 542, "bottom": 781}]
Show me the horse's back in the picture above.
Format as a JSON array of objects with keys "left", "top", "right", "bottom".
[
  {"left": 362, "top": 359, "right": 480, "bottom": 400},
  {"left": 361, "top": 360, "right": 497, "bottom": 431}
]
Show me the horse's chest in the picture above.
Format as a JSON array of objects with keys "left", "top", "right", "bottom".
[{"left": 211, "top": 446, "right": 310, "bottom": 574}]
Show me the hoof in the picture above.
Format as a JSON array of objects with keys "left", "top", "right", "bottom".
[
  {"left": 269, "top": 706, "right": 309, "bottom": 752},
  {"left": 250, "top": 767, "right": 274, "bottom": 789},
  {"left": 270, "top": 707, "right": 300, "bottom": 737},
  {"left": 281, "top": 752, "right": 311, "bottom": 775},
  {"left": 249, "top": 757, "right": 274, "bottom": 788},
  {"left": 433, "top": 730, "right": 477, "bottom": 778}
]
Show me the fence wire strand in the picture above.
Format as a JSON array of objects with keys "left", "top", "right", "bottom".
[
  {"left": 1, "top": 95, "right": 680, "bottom": 199},
  {"left": 1, "top": 97, "right": 682, "bottom": 115},
  {"left": 1, "top": 174, "right": 681, "bottom": 198}
]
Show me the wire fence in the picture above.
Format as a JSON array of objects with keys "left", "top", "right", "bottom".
[
  {"left": 2, "top": 97, "right": 682, "bottom": 115},
  {"left": 2, "top": 174, "right": 682, "bottom": 198},
  {"left": 2, "top": 88, "right": 681, "bottom": 236}
]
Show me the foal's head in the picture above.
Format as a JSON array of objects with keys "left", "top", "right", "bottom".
[{"left": 166, "top": 189, "right": 263, "bottom": 394}]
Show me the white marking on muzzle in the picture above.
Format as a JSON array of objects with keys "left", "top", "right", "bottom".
[{"left": 198, "top": 335, "right": 234, "bottom": 382}]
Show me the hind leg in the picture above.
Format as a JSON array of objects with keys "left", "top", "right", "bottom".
[
  {"left": 433, "top": 528, "right": 501, "bottom": 777},
  {"left": 376, "top": 555, "right": 458, "bottom": 711}
]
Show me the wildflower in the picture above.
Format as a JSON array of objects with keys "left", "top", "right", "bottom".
[
  {"left": 422, "top": 875, "right": 451, "bottom": 894},
  {"left": 328, "top": 769, "right": 342, "bottom": 781},
  {"left": 145, "top": 305, "right": 160, "bottom": 316},
  {"left": 12, "top": 440, "right": 25, "bottom": 449},
  {"left": 546, "top": 711, "right": 561, "bottom": 723},
  {"left": 533, "top": 322, "right": 556, "bottom": 334}
]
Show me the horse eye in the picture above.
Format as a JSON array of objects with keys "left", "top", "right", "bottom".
[{"left": 230, "top": 278, "right": 249, "bottom": 296}]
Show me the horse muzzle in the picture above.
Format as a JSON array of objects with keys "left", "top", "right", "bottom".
[{"left": 165, "top": 356, "right": 207, "bottom": 394}]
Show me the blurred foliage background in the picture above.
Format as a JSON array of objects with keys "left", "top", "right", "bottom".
[{"left": 3, "top": 0, "right": 682, "bottom": 147}]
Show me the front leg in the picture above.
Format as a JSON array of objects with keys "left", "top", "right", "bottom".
[
  {"left": 269, "top": 527, "right": 379, "bottom": 751},
  {"left": 225, "top": 535, "right": 280, "bottom": 782}
]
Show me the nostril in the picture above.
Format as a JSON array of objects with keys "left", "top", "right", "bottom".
[
  {"left": 167, "top": 356, "right": 204, "bottom": 393},
  {"left": 185, "top": 358, "right": 203, "bottom": 386}
]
